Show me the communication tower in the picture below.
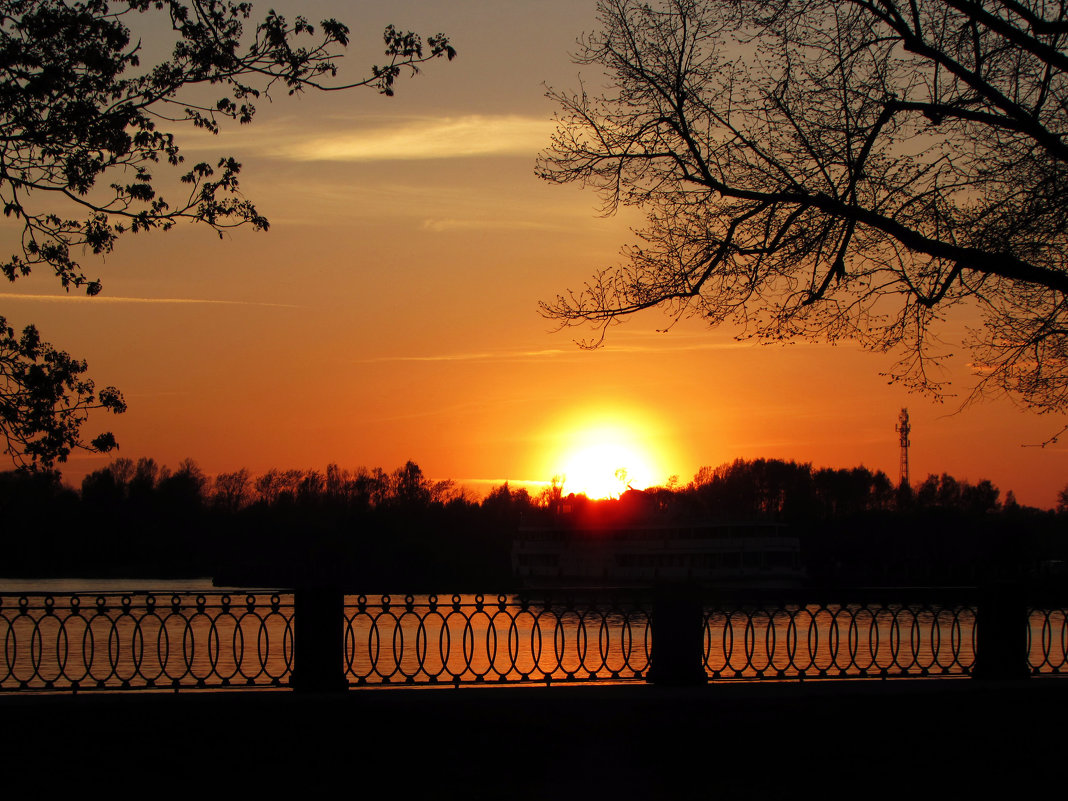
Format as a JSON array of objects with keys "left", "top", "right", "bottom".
[{"left": 895, "top": 408, "right": 911, "bottom": 488}]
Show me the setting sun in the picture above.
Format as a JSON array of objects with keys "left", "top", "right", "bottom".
[
  {"left": 548, "top": 411, "right": 672, "bottom": 499},
  {"left": 561, "top": 441, "right": 650, "bottom": 498}
]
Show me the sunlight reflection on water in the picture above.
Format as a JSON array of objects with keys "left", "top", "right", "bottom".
[{"left": 2, "top": 583, "right": 1065, "bottom": 688}]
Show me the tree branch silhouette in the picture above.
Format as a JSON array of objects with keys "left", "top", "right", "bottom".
[
  {"left": 0, "top": 0, "right": 454, "bottom": 468},
  {"left": 539, "top": 0, "right": 1068, "bottom": 412}
]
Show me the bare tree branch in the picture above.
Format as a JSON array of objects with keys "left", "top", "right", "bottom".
[{"left": 539, "top": 0, "right": 1068, "bottom": 413}]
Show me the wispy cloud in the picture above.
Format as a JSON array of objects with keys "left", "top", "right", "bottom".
[
  {"left": 421, "top": 218, "right": 566, "bottom": 233},
  {"left": 355, "top": 340, "right": 756, "bottom": 365},
  {"left": 357, "top": 348, "right": 570, "bottom": 365},
  {"left": 276, "top": 115, "right": 552, "bottom": 162},
  {"left": 602, "top": 340, "right": 759, "bottom": 355},
  {"left": 360, "top": 397, "right": 511, "bottom": 425},
  {"left": 0, "top": 293, "right": 300, "bottom": 308}
]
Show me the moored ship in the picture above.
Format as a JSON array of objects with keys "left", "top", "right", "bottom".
[{"left": 512, "top": 491, "right": 804, "bottom": 588}]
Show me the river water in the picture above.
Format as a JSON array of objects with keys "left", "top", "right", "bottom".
[{"left": 1, "top": 580, "right": 1065, "bottom": 689}]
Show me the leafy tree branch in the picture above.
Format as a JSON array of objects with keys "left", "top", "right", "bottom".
[{"left": 0, "top": 0, "right": 454, "bottom": 467}]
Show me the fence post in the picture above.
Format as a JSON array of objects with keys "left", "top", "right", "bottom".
[
  {"left": 292, "top": 587, "right": 348, "bottom": 693},
  {"left": 648, "top": 584, "right": 707, "bottom": 685},
  {"left": 973, "top": 582, "right": 1029, "bottom": 680}
]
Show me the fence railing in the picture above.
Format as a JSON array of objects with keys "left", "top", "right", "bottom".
[
  {"left": 1028, "top": 606, "right": 1068, "bottom": 674},
  {"left": 1, "top": 586, "right": 1065, "bottom": 692},
  {"left": 0, "top": 592, "right": 293, "bottom": 691},
  {"left": 344, "top": 593, "right": 650, "bottom": 685},
  {"left": 702, "top": 602, "right": 977, "bottom": 680}
]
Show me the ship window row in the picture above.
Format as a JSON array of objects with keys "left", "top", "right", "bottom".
[
  {"left": 516, "top": 552, "right": 800, "bottom": 570},
  {"left": 516, "top": 554, "right": 560, "bottom": 567},
  {"left": 517, "top": 525, "right": 786, "bottom": 542},
  {"left": 614, "top": 552, "right": 800, "bottom": 569}
]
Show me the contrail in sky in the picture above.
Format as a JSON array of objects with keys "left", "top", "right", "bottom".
[
  {"left": 275, "top": 115, "right": 551, "bottom": 162},
  {"left": 358, "top": 349, "right": 570, "bottom": 364},
  {"left": 0, "top": 293, "right": 300, "bottom": 308},
  {"left": 355, "top": 341, "right": 758, "bottom": 364}
]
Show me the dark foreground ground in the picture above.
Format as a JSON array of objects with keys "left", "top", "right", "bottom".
[{"left": 2, "top": 679, "right": 1062, "bottom": 799}]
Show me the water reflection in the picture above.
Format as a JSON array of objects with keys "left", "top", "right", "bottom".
[
  {"left": 2, "top": 587, "right": 1066, "bottom": 690},
  {"left": 344, "top": 594, "right": 651, "bottom": 684}
]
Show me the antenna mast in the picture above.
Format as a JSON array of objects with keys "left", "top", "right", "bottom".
[{"left": 895, "top": 408, "right": 911, "bottom": 488}]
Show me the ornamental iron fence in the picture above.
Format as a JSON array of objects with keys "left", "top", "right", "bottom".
[
  {"left": 0, "top": 592, "right": 293, "bottom": 691},
  {"left": 0, "top": 587, "right": 1065, "bottom": 693},
  {"left": 703, "top": 602, "right": 977, "bottom": 680},
  {"left": 344, "top": 593, "right": 650, "bottom": 685},
  {"left": 1028, "top": 606, "right": 1068, "bottom": 674}
]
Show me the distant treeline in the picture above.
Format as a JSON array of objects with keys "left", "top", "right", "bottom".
[
  {"left": 664, "top": 459, "right": 1065, "bottom": 585},
  {"left": 0, "top": 457, "right": 1064, "bottom": 586},
  {"left": 71, "top": 455, "right": 1052, "bottom": 517},
  {"left": 676, "top": 459, "right": 1009, "bottom": 519}
]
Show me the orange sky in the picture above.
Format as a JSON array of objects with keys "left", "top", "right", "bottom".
[{"left": 1, "top": 0, "right": 1066, "bottom": 507}]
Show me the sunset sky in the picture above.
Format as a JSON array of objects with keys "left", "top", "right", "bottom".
[{"left": 2, "top": 0, "right": 1066, "bottom": 507}]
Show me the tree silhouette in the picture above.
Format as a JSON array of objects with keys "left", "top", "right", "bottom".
[
  {"left": 0, "top": 0, "right": 454, "bottom": 468},
  {"left": 390, "top": 460, "right": 432, "bottom": 508},
  {"left": 1, "top": 316, "right": 125, "bottom": 469},
  {"left": 7, "top": 453, "right": 1057, "bottom": 582},
  {"left": 211, "top": 468, "right": 252, "bottom": 512},
  {"left": 539, "top": 0, "right": 1068, "bottom": 411}
]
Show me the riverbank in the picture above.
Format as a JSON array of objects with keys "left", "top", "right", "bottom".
[{"left": 2, "top": 678, "right": 1059, "bottom": 798}]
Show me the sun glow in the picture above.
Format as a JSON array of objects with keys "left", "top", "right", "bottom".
[{"left": 550, "top": 412, "right": 669, "bottom": 499}]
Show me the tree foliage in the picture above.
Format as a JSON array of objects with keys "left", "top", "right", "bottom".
[
  {"left": 0, "top": 0, "right": 454, "bottom": 468},
  {"left": 6, "top": 454, "right": 1059, "bottom": 583},
  {"left": 0, "top": 316, "right": 126, "bottom": 468},
  {"left": 539, "top": 0, "right": 1068, "bottom": 412}
]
